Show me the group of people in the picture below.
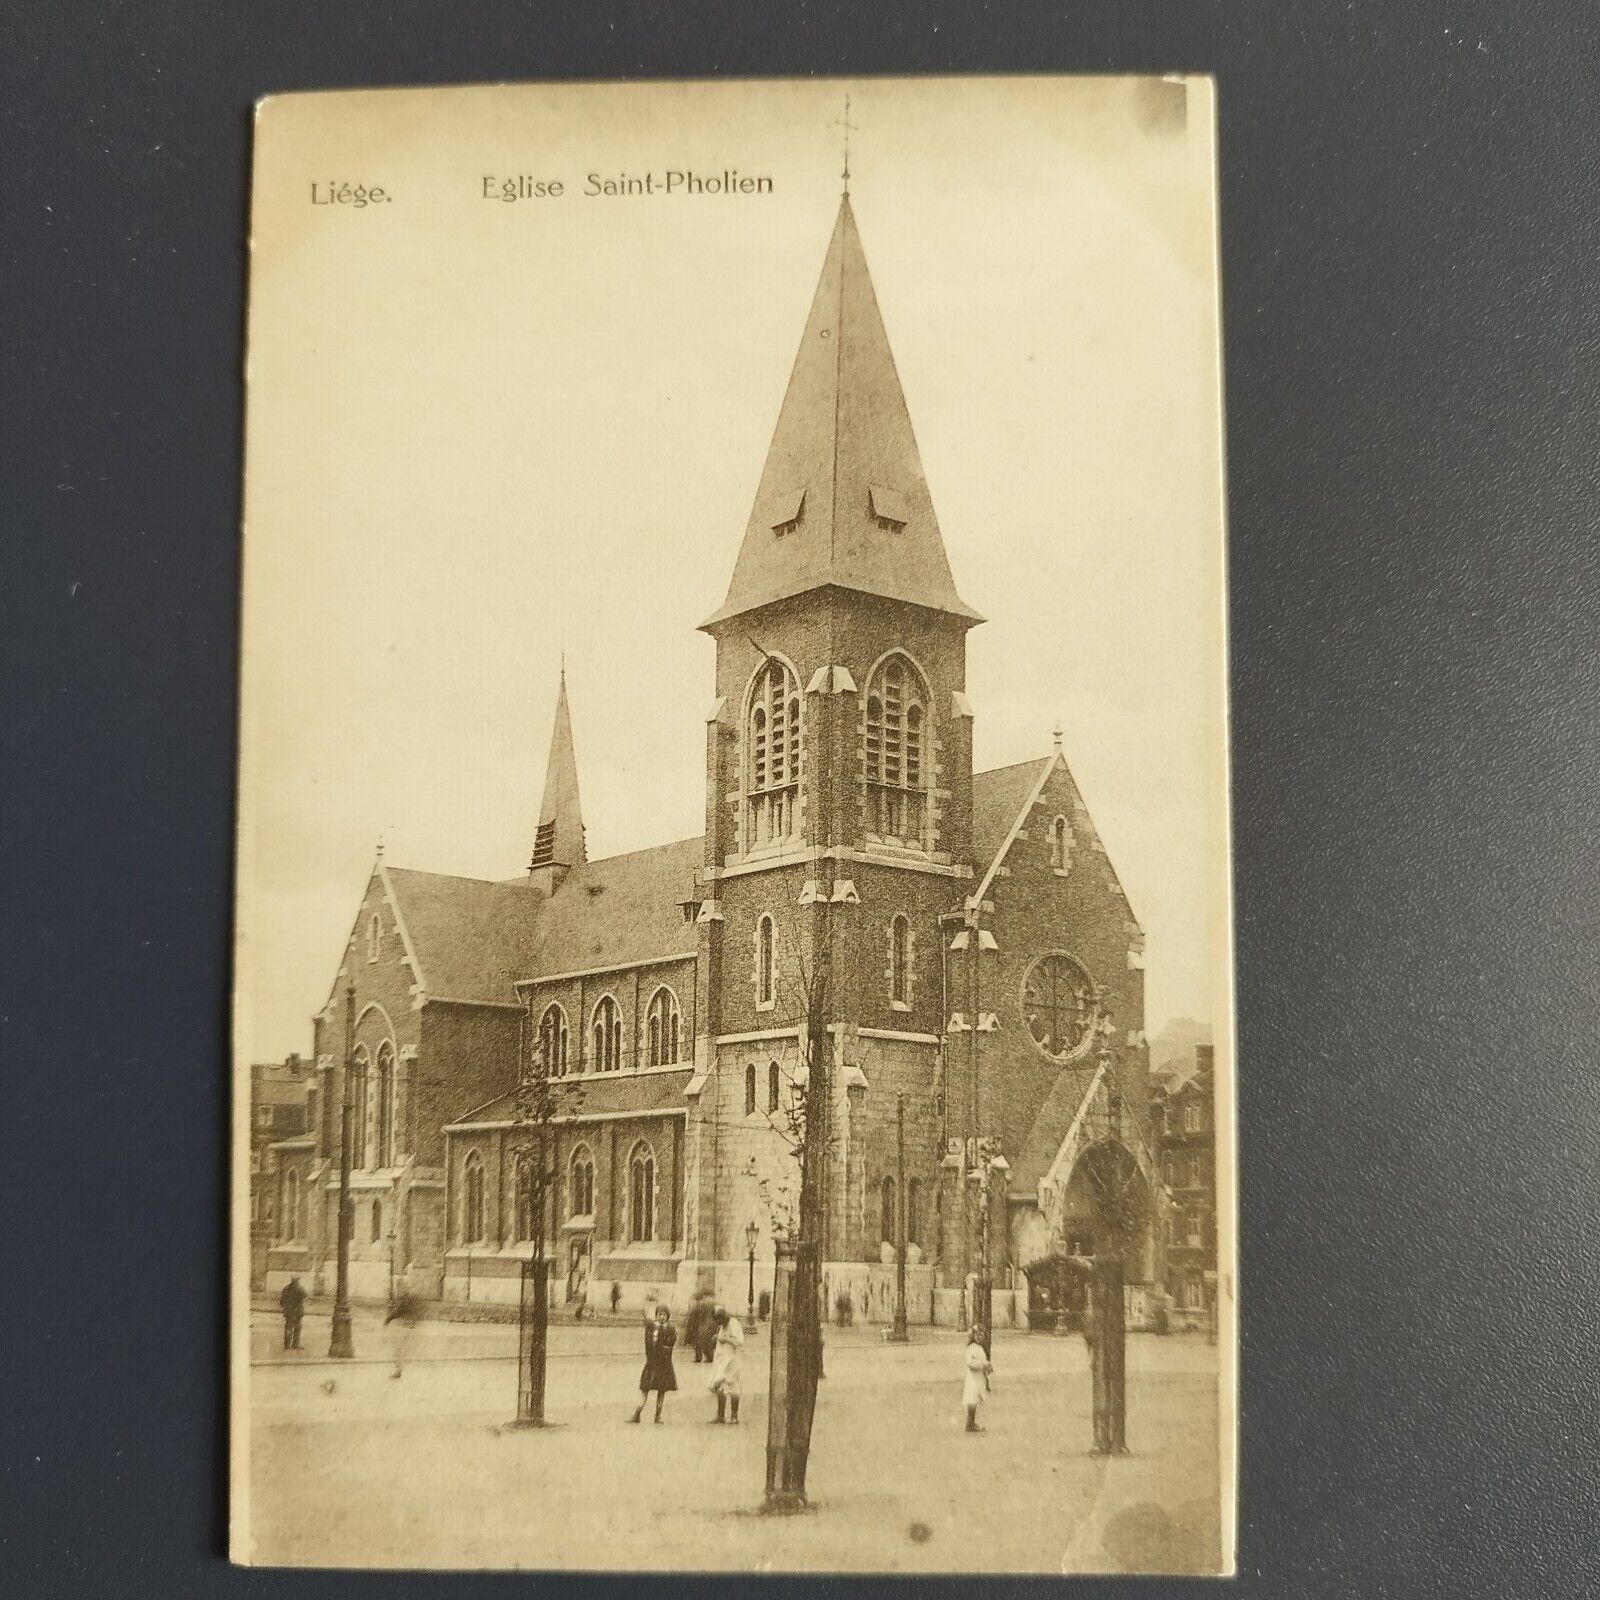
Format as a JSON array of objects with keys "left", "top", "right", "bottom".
[
  {"left": 277, "top": 1274, "right": 999, "bottom": 1435},
  {"left": 629, "top": 1296, "right": 744, "bottom": 1426}
]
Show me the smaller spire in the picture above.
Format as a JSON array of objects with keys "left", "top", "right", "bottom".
[{"left": 530, "top": 670, "right": 585, "bottom": 894}]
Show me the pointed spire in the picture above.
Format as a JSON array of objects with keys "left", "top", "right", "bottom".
[
  {"left": 529, "top": 671, "right": 585, "bottom": 892},
  {"left": 702, "top": 196, "right": 983, "bottom": 631}
]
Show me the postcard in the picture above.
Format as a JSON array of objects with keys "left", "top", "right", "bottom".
[{"left": 232, "top": 75, "right": 1235, "bottom": 1574}]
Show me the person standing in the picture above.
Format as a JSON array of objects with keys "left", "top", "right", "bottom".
[
  {"left": 684, "top": 1293, "right": 711, "bottom": 1362},
  {"left": 278, "top": 1276, "right": 306, "bottom": 1350},
  {"left": 629, "top": 1302, "right": 678, "bottom": 1424},
  {"left": 708, "top": 1307, "right": 744, "bottom": 1424},
  {"left": 962, "top": 1325, "right": 993, "bottom": 1433}
]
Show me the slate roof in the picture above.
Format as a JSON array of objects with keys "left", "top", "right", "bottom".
[
  {"left": 970, "top": 757, "right": 1053, "bottom": 878},
  {"left": 383, "top": 868, "right": 543, "bottom": 1005},
  {"left": 1009, "top": 1063, "right": 1102, "bottom": 1193},
  {"left": 520, "top": 836, "right": 702, "bottom": 979},
  {"left": 446, "top": 1066, "right": 694, "bottom": 1130},
  {"left": 703, "top": 197, "right": 981, "bottom": 629},
  {"left": 382, "top": 836, "right": 701, "bottom": 1007}
]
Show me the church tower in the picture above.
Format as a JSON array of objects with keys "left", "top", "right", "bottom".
[
  {"left": 686, "top": 195, "right": 986, "bottom": 1286},
  {"left": 700, "top": 194, "right": 983, "bottom": 878},
  {"left": 528, "top": 669, "right": 585, "bottom": 896}
]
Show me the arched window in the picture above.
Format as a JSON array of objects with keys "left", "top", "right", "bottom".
[
  {"left": 375, "top": 1041, "right": 395, "bottom": 1165},
  {"left": 863, "top": 654, "right": 930, "bottom": 844},
  {"left": 744, "top": 1063, "right": 757, "bottom": 1116},
  {"left": 350, "top": 1045, "right": 370, "bottom": 1166},
  {"left": 514, "top": 1158, "right": 537, "bottom": 1242},
  {"left": 756, "top": 915, "right": 776, "bottom": 1008},
  {"left": 1050, "top": 815, "right": 1073, "bottom": 870},
  {"left": 569, "top": 1145, "right": 595, "bottom": 1218},
  {"left": 590, "top": 995, "right": 622, "bottom": 1072},
  {"left": 539, "top": 1003, "right": 570, "bottom": 1077},
  {"left": 628, "top": 1141, "right": 656, "bottom": 1242},
  {"left": 880, "top": 1175, "right": 897, "bottom": 1243},
  {"left": 645, "top": 987, "right": 681, "bottom": 1066},
  {"left": 367, "top": 913, "right": 381, "bottom": 962},
  {"left": 462, "top": 1150, "right": 485, "bottom": 1243},
  {"left": 370, "top": 1198, "right": 383, "bottom": 1243},
  {"left": 906, "top": 1177, "right": 922, "bottom": 1248},
  {"left": 890, "top": 914, "right": 911, "bottom": 1006},
  {"left": 768, "top": 1060, "right": 780, "bottom": 1113},
  {"left": 746, "top": 659, "right": 801, "bottom": 846},
  {"left": 281, "top": 1168, "right": 300, "bottom": 1241}
]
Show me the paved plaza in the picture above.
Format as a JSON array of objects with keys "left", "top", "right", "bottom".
[{"left": 243, "top": 1310, "right": 1221, "bottom": 1573}]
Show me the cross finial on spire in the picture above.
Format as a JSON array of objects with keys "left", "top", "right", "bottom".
[
  {"left": 1052, "top": 721, "right": 1064, "bottom": 754},
  {"left": 375, "top": 833, "right": 384, "bottom": 860},
  {"left": 832, "top": 93, "right": 859, "bottom": 196}
]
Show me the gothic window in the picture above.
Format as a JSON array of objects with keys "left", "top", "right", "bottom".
[
  {"left": 746, "top": 659, "right": 801, "bottom": 847},
  {"left": 515, "top": 1158, "right": 537, "bottom": 1241},
  {"left": 1184, "top": 1103, "right": 1204, "bottom": 1133},
  {"left": 744, "top": 1064, "right": 757, "bottom": 1116},
  {"left": 768, "top": 1060, "right": 780, "bottom": 1113},
  {"left": 462, "top": 1149, "right": 485, "bottom": 1243},
  {"left": 367, "top": 913, "right": 380, "bottom": 962},
  {"left": 375, "top": 1041, "right": 395, "bottom": 1166},
  {"left": 890, "top": 914, "right": 911, "bottom": 1006},
  {"left": 880, "top": 1175, "right": 896, "bottom": 1243},
  {"left": 1020, "top": 952, "right": 1098, "bottom": 1063},
  {"left": 906, "top": 1177, "right": 922, "bottom": 1248},
  {"left": 645, "top": 986, "right": 682, "bottom": 1066},
  {"left": 1186, "top": 1209, "right": 1204, "bottom": 1246},
  {"left": 591, "top": 995, "right": 623, "bottom": 1072},
  {"left": 628, "top": 1141, "right": 656, "bottom": 1242},
  {"left": 569, "top": 1146, "right": 595, "bottom": 1218},
  {"left": 756, "top": 915, "right": 776, "bottom": 1008},
  {"left": 863, "top": 654, "right": 930, "bottom": 845},
  {"left": 1050, "top": 815, "right": 1073, "bottom": 871},
  {"left": 539, "top": 1003, "right": 570, "bottom": 1077},
  {"left": 350, "top": 1045, "right": 370, "bottom": 1164},
  {"left": 370, "top": 1198, "right": 383, "bottom": 1243}
]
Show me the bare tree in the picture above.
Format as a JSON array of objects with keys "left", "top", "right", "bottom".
[{"left": 508, "top": 1000, "right": 583, "bottom": 1426}]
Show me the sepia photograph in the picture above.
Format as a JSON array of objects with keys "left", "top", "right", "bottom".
[{"left": 231, "top": 75, "right": 1236, "bottom": 1574}]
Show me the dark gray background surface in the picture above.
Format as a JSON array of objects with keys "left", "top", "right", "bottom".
[{"left": 2, "top": 3, "right": 1597, "bottom": 1595}]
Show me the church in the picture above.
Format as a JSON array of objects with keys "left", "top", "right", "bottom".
[{"left": 263, "top": 195, "right": 1167, "bottom": 1329}]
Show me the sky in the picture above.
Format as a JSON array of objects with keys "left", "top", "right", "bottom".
[{"left": 235, "top": 76, "right": 1230, "bottom": 1064}]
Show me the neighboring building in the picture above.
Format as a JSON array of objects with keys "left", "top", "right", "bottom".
[
  {"left": 1151, "top": 1043, "right": 1217, "bottom": 1330},
  {"left": 273, "top": 196, "right": 1167, "bottom": 1326},
  {"left": 248, "top": 1054, "right": 315, "bottom": 1288}
]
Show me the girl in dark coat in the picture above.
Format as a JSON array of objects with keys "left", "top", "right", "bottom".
[{"left": 629, "top": 1303, "right": 678, "bottom": 1424}]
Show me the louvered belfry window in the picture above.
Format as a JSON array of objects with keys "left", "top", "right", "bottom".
[
  {"left": 747, "top": 659, "right": 800, "bottom": 847},
  {"left": 864, "top": 655, "right": 928, "bottom": 845}
]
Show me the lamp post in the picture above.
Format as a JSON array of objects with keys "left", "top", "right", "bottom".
[
  {"left": 745, "top": 1220, "right": 759, "bottom": 1322},
  {"left": 328, "top": 980, "right": 356, "bottom": 1359},
  {"left": 889, "top": 1090, "right": 909, "bottom": 1342}
]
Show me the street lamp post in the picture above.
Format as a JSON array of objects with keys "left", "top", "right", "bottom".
[
  {"left": 745, "top": 1220, "right": 759, "bottom": 1322},
  {"left": 328, "top": 980, "right": 356, "bottom": 1359},
  {"left": 890, "top": 1090, "right": 909, "bottom": 1342}
]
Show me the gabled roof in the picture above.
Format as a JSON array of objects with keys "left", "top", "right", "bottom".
[
  {"left": 445, "top": 1068, "right": 692, "bottom": 1132},
  {"left": 971, "top": 758, "right": 1054, "bottom": 880},
  {"left": 703, "top": 197, "right": 981, "bottom": 630},
  {"left": 382, "top": 867, "right": 543, "bottom": 1006},
  {"left": 521, "top": 836, "right": 701, "bottom": 979},
  {"left": 967, "top": 750, "right": 1139, "bottom": 928},
  {"left": 370, "top": 834, "right": 703, "bottom": 1008},
  {"left": 1009, "top": 1063, "right": 1103, "bottom": 1193}
]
